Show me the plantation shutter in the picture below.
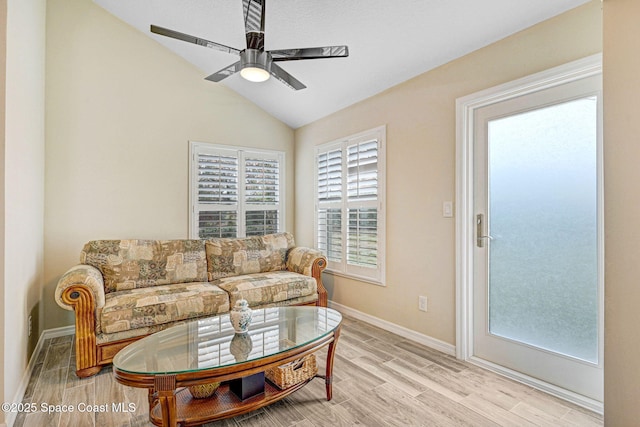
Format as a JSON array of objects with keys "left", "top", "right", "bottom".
[
  {"left": 315, "top": 126, "right": 385, "bottom": 284},
  {"left": 317, "top": 149, "right": 343, "bottom": 202},
  {"left": 317, "top": 148, "right": 343, "bottom": 262},
  {"left": 244, "top": 156, "right": 280, "bottom": 236},
  {"left": 346, "top": 139, "right": 379, "bottom": 269},
  {"left": 190, "top": 142, "right": 284, "bottom": 239},
  {"left": 347, "top": 140, "right": 378, "bottom": 201},
  {"left": 196, "top": 150, "right": 239, "bottom": 238}
]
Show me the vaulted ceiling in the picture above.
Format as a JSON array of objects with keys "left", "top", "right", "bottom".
[{"left": 93, "top": 0, "right": 590, "bottom": 128}]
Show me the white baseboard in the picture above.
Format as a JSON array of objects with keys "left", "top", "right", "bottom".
[
  {"left": 329, "top": 301, "right": 456, "bottom": 356},
  {"left": 40, "top": 325, "right": 75, "bottom": 339},
  {"left": 5, "top": 326, "right": 75, "bottom": 427}
]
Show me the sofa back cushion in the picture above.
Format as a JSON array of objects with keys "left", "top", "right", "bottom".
[
  {"left": 205, "top": 232, "right": 295, "bottom": 281},
  {"left": 81, "top": 240, "right": 208, "bottom": 293}
]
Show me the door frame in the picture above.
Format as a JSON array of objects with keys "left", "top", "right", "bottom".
[{"left": 454, "top": 54, "right": 603, "bottom": 413}]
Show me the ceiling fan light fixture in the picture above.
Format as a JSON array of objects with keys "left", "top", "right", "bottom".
[
  {"left": 150, "top": 0, "right": 348, "bottom": 90},
  {"left": 240, "top": 49, "right": 271, "bottom": 83},
  {"left": 240, "top": 66, "right": 270, "bottom": 82}
]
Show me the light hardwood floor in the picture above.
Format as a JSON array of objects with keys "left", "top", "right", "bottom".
[{"left": 14, "top": 315, "right": 603, "bottom": 426}]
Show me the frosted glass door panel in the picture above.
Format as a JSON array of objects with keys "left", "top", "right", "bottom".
[{"left": 487, "top": 97, "right": 598, "bottom": 363}]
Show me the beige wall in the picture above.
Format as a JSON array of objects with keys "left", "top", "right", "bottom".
[
  {"left": 295, "top": 1, "right": 602, "bottom": 345},
  {"left": 0, "top": 1, "right": 5, "bottom": 422},
  {"left": 603, "top": 0, "right": 640, "bottom": 423},
  {"left": 5, "top": 0, "right": 640, "bottom": 423},
  {"left": 3, "top": 0, "right": 46, "bottom": 420},
  {"left": 43, "top": 0, "right": 295, "bottom": 330}
]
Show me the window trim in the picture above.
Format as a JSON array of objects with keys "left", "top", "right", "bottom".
[
  {"left": 314, "top": 125, "right": 386, "bottom": 286},
  {"left": 189, "top": 141, "right": 285, "bottom": 239}
]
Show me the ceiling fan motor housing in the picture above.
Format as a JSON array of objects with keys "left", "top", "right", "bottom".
[{"left": 241, "top": 49, "right": 272, "bottom": 72}]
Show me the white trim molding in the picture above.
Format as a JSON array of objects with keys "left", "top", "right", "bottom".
[
  {"left": 5, "top": 326, "right": 75, "bottom": 427},
  {"left": 329, "top": 301, "right": 455, "bottom": 356}
]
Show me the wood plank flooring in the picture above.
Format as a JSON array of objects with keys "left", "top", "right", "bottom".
[{"left": 14, "top": 315, "right": 603, "bottom": 426}]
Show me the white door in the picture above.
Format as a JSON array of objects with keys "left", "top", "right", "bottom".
[{"left": 457, "top": 56, "right": 603, "bottom": 406}]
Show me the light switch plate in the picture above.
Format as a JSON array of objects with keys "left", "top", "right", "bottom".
[{"left": 443, "top": 201, "right": 453, "bottom": 218}]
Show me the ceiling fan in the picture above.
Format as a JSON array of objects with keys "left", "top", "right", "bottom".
[{"left": 150, "top": 0, "right": 349, "bottom": 90}]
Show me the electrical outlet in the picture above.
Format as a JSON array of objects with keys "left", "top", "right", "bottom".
[
  {"left": 418, "top": 296, "right": 427, "bottom": 312},
  {"left": 28, "top": 315, "right": 32, "bottom": 337}
]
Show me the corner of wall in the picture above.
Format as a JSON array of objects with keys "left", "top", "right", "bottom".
[
  {"left": 3, "top": 0, "right": 46, "bottom": 418},
  {"left": 0, "top": 0, "right": 6, "bottom": 422}
]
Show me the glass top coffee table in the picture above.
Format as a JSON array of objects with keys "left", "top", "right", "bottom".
[{"left": 113, "top": 306, "right": 342, "bottom": 427}]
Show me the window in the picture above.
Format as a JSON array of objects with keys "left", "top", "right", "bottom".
[
  {"left": 189, "top": 141, "right": 284, "bottom": 239},
  {"left": 314, "top": 126, "right": 386, "bottom": 284}
]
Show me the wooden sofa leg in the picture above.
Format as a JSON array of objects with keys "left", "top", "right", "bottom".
[
  {"left": 61, "top": 286, "right": 100, "bottom": 378},
  {"left": 72, "top": 310, "right": 101, "bottom": 378},
  {"left": 73, "top": 312, "right": 100, "bottom": 377},
  {"left": 76, "top": 366, "right": 102, "bottom": 378},
  {"left": 73, "top": 326, "right": 100, "bottom": 378}
]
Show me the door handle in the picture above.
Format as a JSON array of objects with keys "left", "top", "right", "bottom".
[{"left": 476, "top": 214, "right": 493, "bottom": 248}]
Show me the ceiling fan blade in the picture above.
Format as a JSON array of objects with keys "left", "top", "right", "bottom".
[
  {"left": 242, "top": 0, "right": 266, "bottom": 34},
  {"left": 205, "top": 61, "right": 242, "bottom": 82},
  {"left": 270, "top": 45, "right": 349, "bottom": 61},
  {"left": 150, "top": 25, "right": 241, "bottom": 55},
  {"left": 270, "top": 63, "right": 306, "bottom": 90}
]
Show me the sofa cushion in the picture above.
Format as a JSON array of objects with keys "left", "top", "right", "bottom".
[
  {"left": 100, "top": 282, "right": 229, "bottom": 334},
  {"left": 205, "top": 232, "right": 295, "bottom": 281},
  {"left": 213, "top": 271, "right": 317, "bottom": 307},
  {"left": 81, "top": 240, "right": 207, "bottom": 293}
]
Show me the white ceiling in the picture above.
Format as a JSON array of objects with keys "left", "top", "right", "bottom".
[{"left": 93, "top": 0, "right": 589, "bottom": 129}]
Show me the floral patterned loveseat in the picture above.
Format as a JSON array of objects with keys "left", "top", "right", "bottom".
[{"left": 55, "top": 232, "right": 327, "bottom": 378}]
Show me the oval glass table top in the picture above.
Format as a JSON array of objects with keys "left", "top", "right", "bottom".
[{"left": 113, "top": 306, "right": 342, "bottom": 376}]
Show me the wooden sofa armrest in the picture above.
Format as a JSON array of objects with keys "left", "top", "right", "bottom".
[
  {"left": 55, "top": 265, "right": 105, "bottom": 377},
  {"left": 286, "top": 247, "right": 328, "bottom": 307},
  {"left": 55, "top": 265, "right": 106, "bottom": 310}
]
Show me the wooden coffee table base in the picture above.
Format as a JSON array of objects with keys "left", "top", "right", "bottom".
[
  {"left": 150, "top": 379, "right": 312, "bottom": 426},
  {"left": 116, "top": 327, "right": 340, "bottom": 427}
]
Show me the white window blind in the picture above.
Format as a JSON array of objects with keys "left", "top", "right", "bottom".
[
  {"left": 348, "top": 208, "right": 378, "bottom": 268},
  {"left": 245, "top": 157, "right": 280, "bottom": 236},
  {"left": 318, "top": 149, "right": 342, "bottom": 202},
  {"left": 315, "top": 126, "right": 386, "bottom": 285},
  {"left": 190, "top": 142, "right": 285, "bottom": 239},
  {"left": 317, "top": 147, "right": 343, "bottom": 262},
  {"left": 348, "top": 140, "right": 378, "bottom": 201},
  {"left": 317, "top": 208, "right": 342, "bottom": 262},
  {"left": 196, "top": 152, "right": 239, "bottom": 238}
]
